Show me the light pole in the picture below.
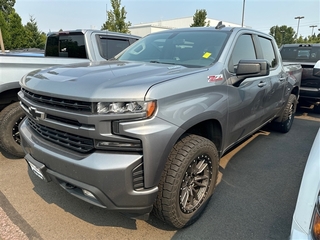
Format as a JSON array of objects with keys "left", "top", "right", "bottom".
[
  {"left": 310, "top": 25, "right": 317, "bottom": 35},
  {"left": 241, "top": 0, "right": 245, "bottom": 27},
  {"left": 0, "top": 28, "right": 5, "bottom": 53},
  {"left": 295, "top": 16, "right": 304, "bottom": 41},
  {"left": 280, "top": 30, "right": 285, "bottom": 46}
]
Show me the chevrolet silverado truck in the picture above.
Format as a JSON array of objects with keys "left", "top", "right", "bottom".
[
  {"left": 18, "top": 26, "right": 302, "bottom": 228},
  {"left": 280, "top": 43, "right": 320, "bottom": 112},
  {"left": 0, "top": 29, "right": 139, "bottom": 157}
]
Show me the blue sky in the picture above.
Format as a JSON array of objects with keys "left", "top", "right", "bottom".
[{"left": 14, "top": 0, "right": 319, "bottom": 38}]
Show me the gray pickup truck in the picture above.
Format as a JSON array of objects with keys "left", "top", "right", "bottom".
[
  {"left": 0, "top": 29, "right": 139, "bottom": 157},
  {"left": 18, "top": 26, "right": 302, "bottom": 228}
]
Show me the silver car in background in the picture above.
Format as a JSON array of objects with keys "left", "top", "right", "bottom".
[{"left": 290, "top": 128, "right": 320, "bottom": 239}]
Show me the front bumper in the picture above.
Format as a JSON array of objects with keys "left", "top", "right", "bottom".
[
  {"left": 300, "top": 87, "right": 320, "bottom": 104},
  {"left": 20, "top": 119, "right": 158, "bottom": 218}
]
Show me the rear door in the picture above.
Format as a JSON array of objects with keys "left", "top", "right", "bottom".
[{"left": 255, "top": 35, "right": 287, "bottom": 123}]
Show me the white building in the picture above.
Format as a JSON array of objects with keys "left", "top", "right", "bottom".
[{"left": 129, "top": 16, "right": 245, "bottom": 37}]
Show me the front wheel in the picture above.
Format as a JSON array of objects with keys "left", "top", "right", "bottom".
[
  {"left": 272, "top": 94, "right": 296, "bottom": 133},
  {"left": 0, "top": 102, "right": 25, "bottom": 158},
  {"left": 153, "top": 134, "right": 219, "bottom": 228}
]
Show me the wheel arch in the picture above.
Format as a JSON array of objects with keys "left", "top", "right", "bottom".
[
  {"left": 183, "top": 119, "right": 223, "bottom": 156},
  {"left": 291, "top": 86, "right": 300, "bottom": 100},
  {"left": 149, "top": 117, "right": 223, "bottom": 189},
  {"left": 0, "top": 82, "right": 21, "bottom": 111},
  {"left": 274, "top": 89, "right": 298, "bottom": 123}
]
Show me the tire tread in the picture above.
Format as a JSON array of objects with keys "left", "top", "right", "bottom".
[{"left": 153, "top": 134, "right": 219, "bottom": 228}]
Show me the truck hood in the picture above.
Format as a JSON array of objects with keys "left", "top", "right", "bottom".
[{"left": 21, "top": 60, "right": 207, "bottom": 101}]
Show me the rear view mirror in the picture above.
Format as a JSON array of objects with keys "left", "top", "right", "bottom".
[{"left": 313, "top": 60, "right": 320, "bottom": 77}]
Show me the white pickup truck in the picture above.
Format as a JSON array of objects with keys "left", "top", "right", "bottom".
[{"left": 0, "top": 29, "right": 140, "bottom": 157}]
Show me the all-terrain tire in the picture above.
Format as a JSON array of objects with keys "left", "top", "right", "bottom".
[
  {"left": 0, "top": 102, "right": 25, "bottom": 158},
  {"left": 272, "top": 94, "right": 296, "bottom": 133},
  {"left": 153, "top": 134, "right": 219, "bottom": 228}
]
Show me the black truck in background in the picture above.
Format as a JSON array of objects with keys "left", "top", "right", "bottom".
[{"left": 280, "top": 44, "right": 320, "bottom": 112}]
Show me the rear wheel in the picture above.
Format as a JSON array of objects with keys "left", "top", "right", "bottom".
[
  {"left": 272, "top": 94, "right": 296, "bottom": 133},
  {"left": 0, "top": 102, "right": 25, "bottom": 158},
  {"left": 153, "top": 134, "right": 219, "bottom": 228}
]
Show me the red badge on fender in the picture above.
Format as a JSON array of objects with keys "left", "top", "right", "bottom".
[{"left": 208, "top": 74, "right": 224, "bottom": 82}]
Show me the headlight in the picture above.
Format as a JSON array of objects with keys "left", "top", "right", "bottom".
[
  {"left": 312, "top": 194, "right": 320, "bottom": 239},
  {"left": 96, "top": 101, "right": 156, "bottom": 117}
]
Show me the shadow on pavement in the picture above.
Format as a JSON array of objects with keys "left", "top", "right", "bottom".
[{"left": 27, "top": 168, "right": 175, "bottom": 231}]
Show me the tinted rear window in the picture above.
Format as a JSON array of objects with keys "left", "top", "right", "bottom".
[
  {"left": 45, "top": 32, "right": 87, "bottom": 58},
  {"left": 280, "top": 46, "right": 320, "bottom": 62}
]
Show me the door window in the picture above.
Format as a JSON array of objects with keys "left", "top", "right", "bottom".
[
  {"left": 258, "top": 36, "right": 277, "bottom": 68},
  {"left": 228, "top": 34, "right": 256, "bottom": 73}
]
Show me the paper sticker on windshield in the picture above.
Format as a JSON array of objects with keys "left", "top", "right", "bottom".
[
  {"left": 202, "top": 52, "right": 212, "bottom": 59},
  {"left": 208, "top": 74, "right": 224, "bottom": 82}
]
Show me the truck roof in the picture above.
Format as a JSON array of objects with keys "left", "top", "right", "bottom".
[
  {"left": 47, "top": 29, "right": 141, "bottom": 39},
  {"left": 146, "top": 26, "right": 272, "bottom": 38},
  {"left": 281, "top": 43, "right": 320, "bottom": 47}
]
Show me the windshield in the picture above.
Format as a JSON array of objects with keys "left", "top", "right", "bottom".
[
  {"left": 117, "top": 30, "right": 229, "bottom": 67},
  {"left": 280, "top": 46, "right": 320, "bottom": 63}
]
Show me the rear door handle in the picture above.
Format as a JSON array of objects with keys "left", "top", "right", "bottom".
[
  {"left": 258, "top": 82, "right": 267, "bottom": 87},
  {"left": 279, "top": 77, "right": 286, "bottom": 81}
]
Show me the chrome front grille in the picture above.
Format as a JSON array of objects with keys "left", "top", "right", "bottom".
[{"left": 27, "top": 118, "right": 94, "bottom": 153}]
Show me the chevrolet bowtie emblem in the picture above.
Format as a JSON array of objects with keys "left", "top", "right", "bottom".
[{"left": 28, "top": 106, "right": 45, "bottom": 120}]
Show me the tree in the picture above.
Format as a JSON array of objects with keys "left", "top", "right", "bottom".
[
  {"left": 7, "top": 9, "right": 27, "bottom": 49},
  {"left": 101, "top": 0, "right": 131, "bottom": 33},
  {"left": 190, "top": 9, "right": 210, "bottom": 27},
  {"left": 269, "top": 25, "right": 295, "bottom": 46},
  {"left": 0, "top": 0, "right": 15, "bottom": 17},
  {"left": 24, "top": 15, "right": 46, "bottom": 49},
  {"left": 0, "top": 10, "right": 10, "bottom": 49}
]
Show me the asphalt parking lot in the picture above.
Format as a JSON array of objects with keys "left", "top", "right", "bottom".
[{"left": 0, "top": 106, "right": 319, "bottom": 240}]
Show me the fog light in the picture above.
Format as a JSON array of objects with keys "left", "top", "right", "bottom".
[
  {"left": 82, "top": 189, "right": 96, "bottom": 199},
  {"left": 95, "top": 140, "right": 142, "bottom": 151}
]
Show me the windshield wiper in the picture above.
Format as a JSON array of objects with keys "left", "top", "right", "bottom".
[{"left": 149, "top": 60, "right": 176, "bottom": 65}]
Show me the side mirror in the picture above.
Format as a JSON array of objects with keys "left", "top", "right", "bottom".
[
  {"left": 236, "top": 59, "right": 270, "bottom": 77},
  {"left": 313, "top": 60, "right": 320, "bottom": 77},
  {"left": 230, "top": 59, "right": 270, "bottom": 85}
]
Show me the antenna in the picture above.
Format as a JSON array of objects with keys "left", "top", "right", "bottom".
[{"left": 215, "top": 21, "right": 225, "bottom": 30}]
